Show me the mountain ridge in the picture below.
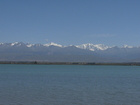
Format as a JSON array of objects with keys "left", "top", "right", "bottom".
[
  {"left": 0, "top": 42, "right": 140, "bottom": 62},
  {"left": 0, "top": 42, "right": 138, "bottom": 51}
]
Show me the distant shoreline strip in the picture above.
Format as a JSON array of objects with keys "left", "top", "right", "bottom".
[{"left": 0, "top": 61, "right": 140, "bottom": 66}]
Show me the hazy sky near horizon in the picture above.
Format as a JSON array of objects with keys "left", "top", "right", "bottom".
[{"left": 0, "top": 0, "right": 140, "bottom": 46}]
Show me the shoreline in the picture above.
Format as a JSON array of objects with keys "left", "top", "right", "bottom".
[{"left": 0, "top": 61, "right": 140, "bottom": 66}]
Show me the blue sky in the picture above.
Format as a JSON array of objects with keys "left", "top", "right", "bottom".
[{"left": 0, "top": 0, "right": 140, "bottom": 46}]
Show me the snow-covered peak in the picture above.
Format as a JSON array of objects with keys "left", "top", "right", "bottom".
[
  {"left": 11, "top": 42, "right": 19, "bottom": 46},
  {"left": 122, "top": 45, "right": 133, "bottom": 48},
  {"left": 76, "top": 43, "right": 110, "bottom": 51},
  {"left": 0, "top": 43, "right": 3, "bottom": 45},
  {"left": 93, "top": 44, "right": 110, "bottom": 50},
  {"left": 10, "top": 42, "right": 25, "bottom": 47},
  {"left": 44, "top": 42, "right": 63, "bottom": 47},
  {"left": 26, "top": 43, "right": 34, "bottom": 47}
]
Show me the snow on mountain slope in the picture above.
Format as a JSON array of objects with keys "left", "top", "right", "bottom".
[
  {"left": 11, "top": 42, "right": 19, "bottom": 46},
  {"left": 44, "top": 42, "right": 63, "bottom": 47},
  {"left": 0, "top": 42, "right": 138, "bottom": 51},
  {"left": 76, "top": 43, "right": 111, "bottom": 51},
  {"left": 26, "top": 43, "right": 34, "bottom": 47},
  {"left": 122, "top": 45, "right": 133, "bottom": 48},
  {"left": 43, "top": 42, "right": 111, "bottom": 51}
]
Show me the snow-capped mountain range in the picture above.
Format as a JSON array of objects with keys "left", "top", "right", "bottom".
[
  {"left": 0, "top": 42, "right": 140, "bottom": 62},
  {"left": 0, "top": 42, "right": 138, "bottom": 51}
]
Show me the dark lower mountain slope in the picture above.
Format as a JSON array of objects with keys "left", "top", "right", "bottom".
[{"left": 0, "top": 45, "right": 102, "bottom": 62}]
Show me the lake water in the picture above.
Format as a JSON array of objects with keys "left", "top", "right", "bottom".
[{"left": 0, "top": 64, "right": 140, "bottom": 105}]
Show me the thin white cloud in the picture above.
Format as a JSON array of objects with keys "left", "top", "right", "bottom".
[
  {"left": 90, "top": 34, "right": 116, "bottom": 37},
  {"left": 45, "top": 39, "right": 48, "bottom": 41}
]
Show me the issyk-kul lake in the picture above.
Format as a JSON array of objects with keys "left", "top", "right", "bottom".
[{"left": 0, "top": 64, "right": 140, "bottom": 105}]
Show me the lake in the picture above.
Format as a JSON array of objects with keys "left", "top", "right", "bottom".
[{"left": 0, "top": 64, "right": 140, "bottom": 105}]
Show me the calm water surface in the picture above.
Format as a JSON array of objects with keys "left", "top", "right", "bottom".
[{"left": 0, "top": 64, "right": 140, "bottom": 105}]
